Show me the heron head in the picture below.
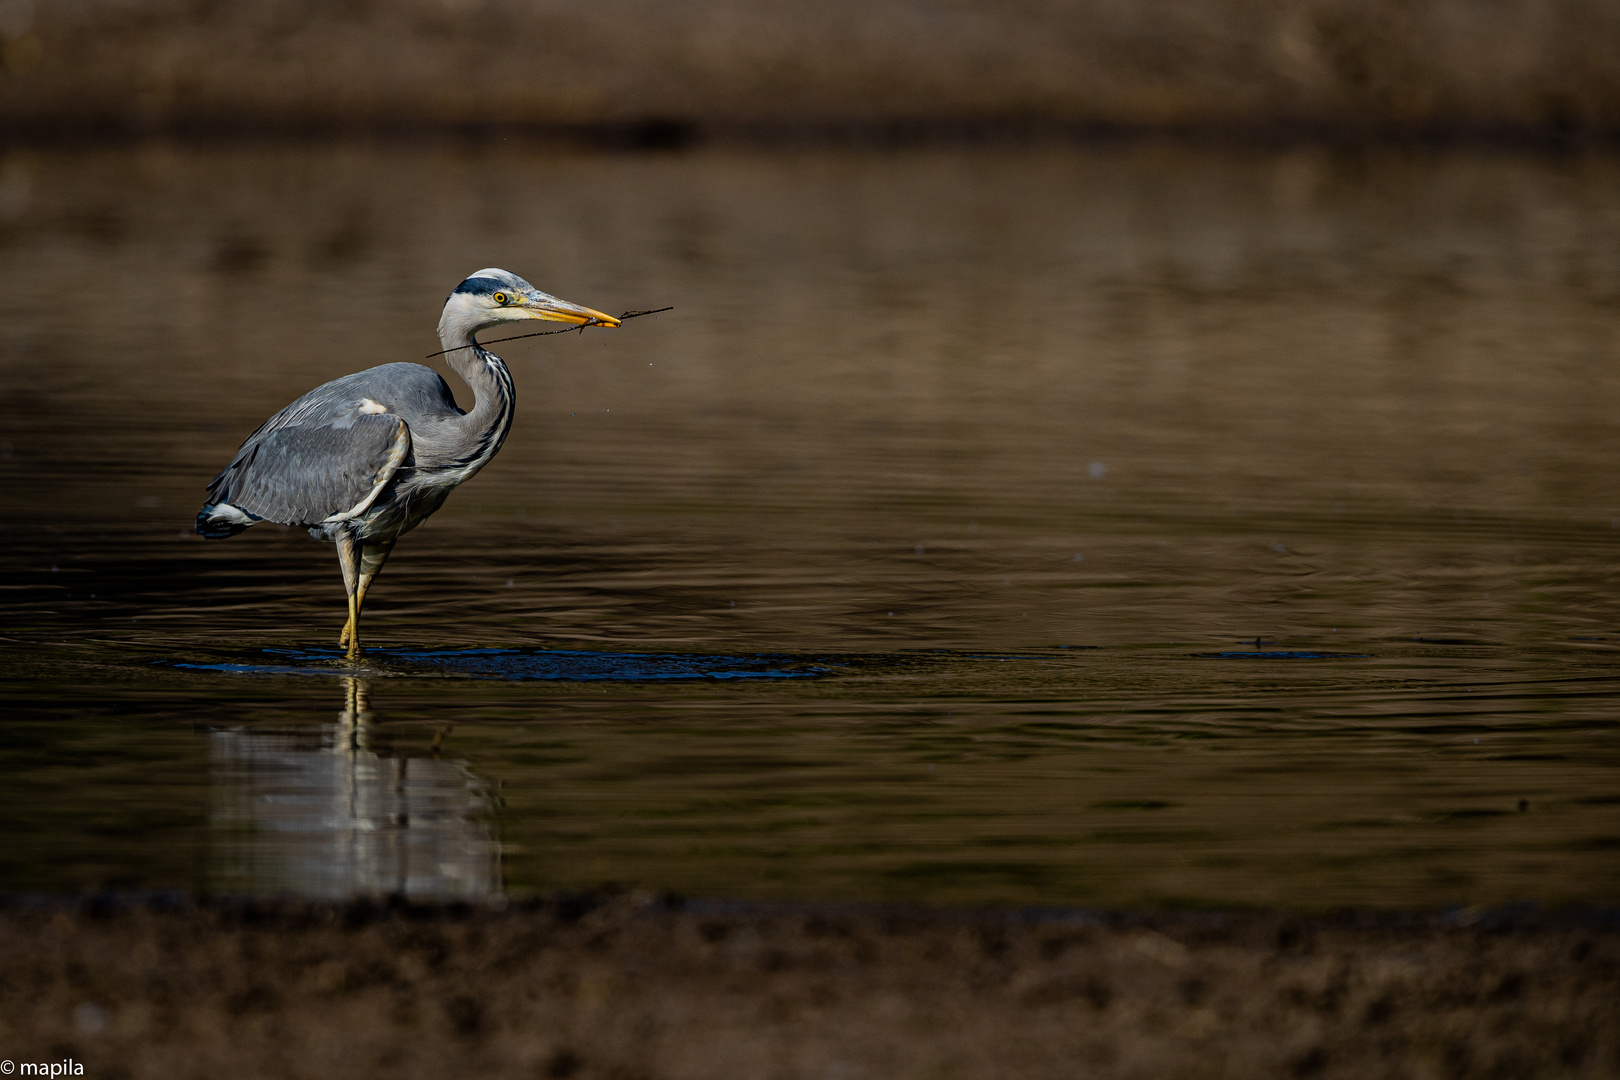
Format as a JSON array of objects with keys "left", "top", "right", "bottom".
[{"left": 438, "top": 268, "right": 620, "bottom": 345}]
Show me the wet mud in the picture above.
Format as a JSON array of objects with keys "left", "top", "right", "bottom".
[{"left": 0, "top": 896, "right": 1616, "bottom": 1080}]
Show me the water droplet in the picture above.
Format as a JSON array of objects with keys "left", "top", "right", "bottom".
[
  {"left": 1088, "top": 461, "right": 1107, "bottom": 479},
  {"left": 1073, "top": 553, "right": 1083, "bottom": 562}
]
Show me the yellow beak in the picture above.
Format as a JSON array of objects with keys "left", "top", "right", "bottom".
[{"left": 524, "top": 294, "right": 621, "bottom": 327}]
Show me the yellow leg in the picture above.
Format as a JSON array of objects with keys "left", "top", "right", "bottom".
[
  {"left": 344, "top": 589, "right": 361, "bottom": 660},
  {"left": 339, "top": 578, "right": 374, "bottom": 653},
  {"left": 337, "top": 534, "right": 393, "bottom": 660},
  {"left": 336, "top": 528, "right": 361, "bottom": 656}
]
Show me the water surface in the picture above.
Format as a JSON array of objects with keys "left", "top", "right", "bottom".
[{"left": 2, "top": 143, "right": 1619, "bottom": 908}]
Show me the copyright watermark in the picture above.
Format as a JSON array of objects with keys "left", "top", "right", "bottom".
[{"left": 1, "top": 1062, "right": 85, "bottom": 1077}]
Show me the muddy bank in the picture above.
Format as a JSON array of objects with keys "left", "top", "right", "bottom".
[
  {"left": 0, "top": 895, "right": 1615, "bottom": 1079},
  {"left": 1, "top": 0, "right": 1619, "bottom": 140}
]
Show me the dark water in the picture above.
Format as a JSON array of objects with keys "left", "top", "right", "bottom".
[{"left": 2, "top": 143, "right": 1619, "bottom": 909}]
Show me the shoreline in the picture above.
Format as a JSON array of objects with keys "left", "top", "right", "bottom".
[
  {"left": 3, "top": 893, "right": 1616, "bottom": 1078},
  {"left": 1, "top": 118, "right": 1618, "bottom": 152},
  {"left": 5, "top": 0, "right": 1620, "bottom": 152}
]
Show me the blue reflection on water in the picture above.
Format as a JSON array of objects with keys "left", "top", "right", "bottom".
[
  {"left": 1193, "top": 651, "right": 1371, "bottom": 660},
  {"left": 172, "top": 647, "right": 832, "bottom": 681}
]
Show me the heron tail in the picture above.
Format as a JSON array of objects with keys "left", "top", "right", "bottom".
[{"left": 195, "top": 501, "right": 262, "bottom": 539}]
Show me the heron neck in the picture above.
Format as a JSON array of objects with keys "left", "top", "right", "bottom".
[{"left": 442, "top": 339, "right": 516, "bottom": 468}]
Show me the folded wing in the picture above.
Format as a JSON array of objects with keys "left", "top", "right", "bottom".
[{"left": 197, "top": 410, "right": 411, "bottom": 537}]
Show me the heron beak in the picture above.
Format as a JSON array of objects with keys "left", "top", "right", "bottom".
[{"left": 522, "top": 293, "right": 621, "bottom": 328}]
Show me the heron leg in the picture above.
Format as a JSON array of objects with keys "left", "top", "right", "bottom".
[
  {"left": 353, "top": 539, "right": 395, "bottom": 624},
  {"left": 340, "top": 537, "right": 396, "bottom": 658},
  {"left": 336, "top": 529, "right": 362, "bottom": 657}
]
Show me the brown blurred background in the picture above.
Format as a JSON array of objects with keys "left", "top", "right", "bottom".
[{"left": 1, "top": 0, "right": 1618, "bottom": 141}]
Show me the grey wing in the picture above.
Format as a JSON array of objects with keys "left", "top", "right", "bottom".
[
  {"left": 198, "top": 412, "right": 410, "bottom": 535},
  {"left": 240, "top": 363, "right": 462, "bottom": 442},
  {"left": 196, "top": 363, "right": 455, "bottom": 538}
]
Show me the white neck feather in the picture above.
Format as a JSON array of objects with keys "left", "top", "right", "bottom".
[{"left": 437, "top": 292, "right": 498, "bottom": 354}]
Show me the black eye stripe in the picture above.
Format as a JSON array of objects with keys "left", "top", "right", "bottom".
[{"left": 451, "top": 276, "right": 513, "bottom": 297}]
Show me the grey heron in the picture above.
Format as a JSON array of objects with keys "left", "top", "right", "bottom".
[{"left": 196, "top": 268, "right": 619, "bottom": 659}]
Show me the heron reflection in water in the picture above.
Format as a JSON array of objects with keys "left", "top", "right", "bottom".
[
  {"left": 196, "top": 269, "right": 620, "bottom": 658},
  {"left": 209, "top": 676, "right": 501, "bottom": 901}
]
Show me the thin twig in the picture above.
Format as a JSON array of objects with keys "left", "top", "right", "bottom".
[{"left": 425, "top": 307, "right": 674, "bottom": 358}]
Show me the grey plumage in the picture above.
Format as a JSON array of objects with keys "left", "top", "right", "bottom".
[
  {"left": 195, "top": 268, "right": 621, "bottom": 658},
  {"left": 197, "top": 363, "right": 478, "bottom": 539}
]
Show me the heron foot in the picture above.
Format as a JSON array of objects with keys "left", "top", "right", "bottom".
[{"left": 345, "top": 638, "right": 363, "bottom": 662}]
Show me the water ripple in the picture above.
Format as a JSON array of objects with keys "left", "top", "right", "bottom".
[{"left": 173, "top": 647, "right": 832, "bottom": 681}]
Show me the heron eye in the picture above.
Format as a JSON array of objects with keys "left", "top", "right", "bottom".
[{"left": 492, "top": 292, "right": 508, "bottom": 305}]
